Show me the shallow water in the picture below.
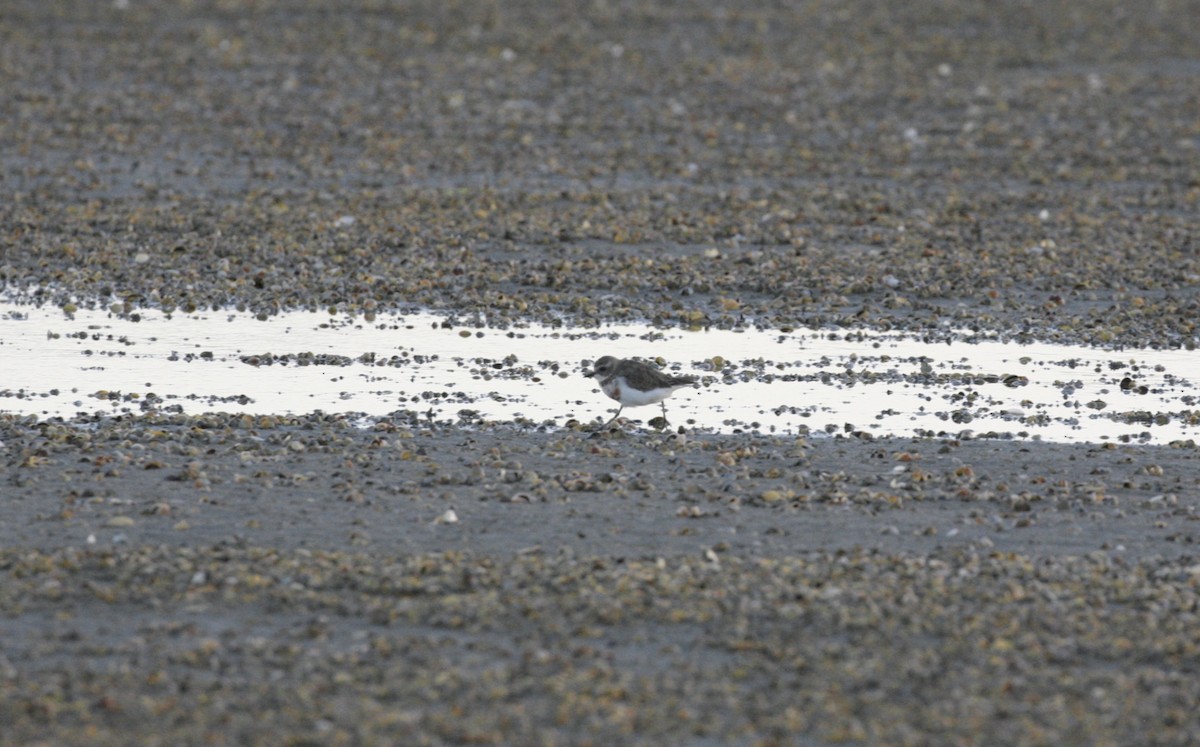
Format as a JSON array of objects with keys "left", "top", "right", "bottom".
[{"left": 1, "top": 301, "right": 1196, "bottom": 444}]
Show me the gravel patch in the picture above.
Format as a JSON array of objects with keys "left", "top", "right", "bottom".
[{"left": 2, "top": 0, "right": 1200, "bottom": 743}]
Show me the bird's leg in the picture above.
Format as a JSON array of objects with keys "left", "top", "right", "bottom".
[
  {"left": 659, "top": 402, "right": 670, "bottom": 424},
  {"left": 600, "top": 406, "right": 623, "bottom": 429}
]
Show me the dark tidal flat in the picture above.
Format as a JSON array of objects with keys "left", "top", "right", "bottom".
[{"left": 2, "top": 1, "right": 1200, "bottom": 744}]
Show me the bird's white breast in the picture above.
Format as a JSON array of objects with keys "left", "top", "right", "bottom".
[{"left": 603, "top": 376, "right": 678, "bottom": 406}]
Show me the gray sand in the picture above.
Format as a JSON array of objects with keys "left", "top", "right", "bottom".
[{"left": 2, "top": 0, "right": 1200, "bottom": 744}]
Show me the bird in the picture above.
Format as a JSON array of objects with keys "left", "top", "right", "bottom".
[{"left": 585, "top": 355, "right": 697, "bottom": 428}]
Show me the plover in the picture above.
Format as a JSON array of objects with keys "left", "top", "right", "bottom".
[{"left": 586, "top": 355, "right": 697, "bottom": 427}]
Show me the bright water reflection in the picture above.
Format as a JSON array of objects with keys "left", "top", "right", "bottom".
[{"left": 1, "top": 302, "right": 1196, "bottom": 444}]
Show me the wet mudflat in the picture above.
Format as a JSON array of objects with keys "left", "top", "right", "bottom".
[
  {"left": 3, "top": 417, "right": 1200, "bottom": 745},
  {"left": 2, "top": 0, "right": 1200, "bottom": 744}
]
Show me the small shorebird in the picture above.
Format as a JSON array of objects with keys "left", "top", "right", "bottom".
[{"left": 586, "top": 355, "right": 697, "bottom": 427}]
